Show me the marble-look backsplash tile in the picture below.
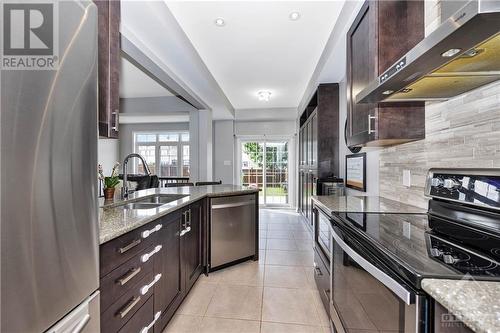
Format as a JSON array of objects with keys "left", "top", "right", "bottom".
[{"left": 379, "top": 81, "right": 500, "bottom": 209}]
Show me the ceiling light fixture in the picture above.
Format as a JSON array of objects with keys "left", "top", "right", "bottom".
[
  {"left": 382, "top": 90, "right": 394, "bottom": 95},
  {"left": 257, "top": 90, "right": 272, "bottom": 101},
  {"left": 441, "top": 48, "right": 462, "bottom": 58},
  {"left": 289, "top": 11, "right": 301, "bottom": 21},
  {"left": 214, "top": 17, "right": 225, "bottom": 27}
]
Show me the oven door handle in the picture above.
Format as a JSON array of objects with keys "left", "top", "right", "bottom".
[{"left": 331, "top": 228, "right": 415, "bottom": 305}]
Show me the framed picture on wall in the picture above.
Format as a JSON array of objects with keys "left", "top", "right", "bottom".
[{"left": 345, "top": 153, "right": 366, "bottom": 192}]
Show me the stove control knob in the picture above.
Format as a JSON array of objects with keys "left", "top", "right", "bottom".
[
  {"left": 443, "top": 254, "right": 459, "bottom": 264},
  {"left": 431, "top": 178, "right": 443, "bottom": 187},
  {"left": 430, "top": 248, "right": 443, "bottom": 257},
  {"left": 443, "top": 179, "right": 461, "bottom": 189}
]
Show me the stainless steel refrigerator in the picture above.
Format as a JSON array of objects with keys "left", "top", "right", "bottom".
[{"left": 1, "top": 1, "right": 100, "bottom": 332}]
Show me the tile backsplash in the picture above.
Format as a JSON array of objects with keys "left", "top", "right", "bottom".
[
  {"left": 379, "top": 81, "right": 500, "bottom": 208},
  {"left": 378, "top": 0, "right": 500, "bottom": 208}
]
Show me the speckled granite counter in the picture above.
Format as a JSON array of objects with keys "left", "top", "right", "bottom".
[
  {"left": 99, "top": 185, "right": 258, "bottom": 244},
  {"left": 422, "top": 278, "right": 500, "bottom": 333},
  {"left": 311, "top": 195, "right": 427, "bottom": 215}
]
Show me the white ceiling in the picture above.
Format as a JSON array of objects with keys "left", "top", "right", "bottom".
[
  {"left": 119, "top": 56, "right": 173, "bottom": 98},
  {"left": 166, "top": 1, "right": 345, "bottom": 110}
]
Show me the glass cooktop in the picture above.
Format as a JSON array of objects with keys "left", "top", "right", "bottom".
[{"left": 334, "top": 211, "right": 500, "bottom": 288}]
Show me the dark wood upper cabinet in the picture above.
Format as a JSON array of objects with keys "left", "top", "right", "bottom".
[
  {"left": 346, "top": 0, "right": 425, "bottom": 148},
  {"left": 94, "top": 0, "right": 120, "bottom": 138}
]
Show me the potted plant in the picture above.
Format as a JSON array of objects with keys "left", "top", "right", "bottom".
[{"left": 98, "top": 162, "right": 120, "bottom": 200}]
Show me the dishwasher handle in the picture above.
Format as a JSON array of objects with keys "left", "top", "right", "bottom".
[{"left": 211, "top": 201, "right": 255, "bottom": 210}]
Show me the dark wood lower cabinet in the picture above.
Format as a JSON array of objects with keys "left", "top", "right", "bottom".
[
  {"left": 100, "top": 199, "right": 206, "bottom": 333},
  {"left": 154, "top": 210, "right": 185, "bottom": 332},
  {"left": 183, "top": 200, "right": 203, "bottom": 293}
]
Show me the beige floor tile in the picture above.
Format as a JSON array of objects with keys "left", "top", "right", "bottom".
[
  {"left": 267, "top": 223, "right": 293, "bottom": 231},
  {"left": 294, "top": 239, "right": 313, "bottom": 252},
  {"left": 259, "top": 238, "right": 267, "bottom": 250},
  {"left": 262, "top": 287, "right": 320, "bottom": 325},
  {"left": 176, "top": 281, "right": 218, "bottom": 316},
  {"left": 267, "top": 230, "right": 294, "bottom": 239},
  {"left": 267, "top": 238, "right": 297, "bottom": 251},
  {"left": 311, "top": 290, "right": 330, "bottom": 327},
  {"left": 199, "top": 317, "right": 260, "bottom": 333},
  {"left": 265, "top": 250, "right": 314, "bottom": 267},
  {"left": 293, "top": 231, "right": 312, "bottom": 240},
  {"left": 303, "top": 267, "right": 318, "bottom": 290},
  {"left": 264, "top": 265, "right": 314, "bottom": 289},
  {"left": 261, "top": 322, "right": 324, "bottom": 333},
  {"left": 198, "top": 271, "right": 223, "bottom": 284},
  {"left": 259, "top": 250, "right": 266, "bottom": 264},
  {"left": 217, "top": 261, "right": 264, "bottom": 286},
  {"left": 205, "top": 284, "right": 263, "bottom": 320},
  {"left": 163, "top": 314, "right": 202, "bottom": 333}
]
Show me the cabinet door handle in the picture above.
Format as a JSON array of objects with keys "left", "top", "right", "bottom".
[
  {"left": 116, "top": 296, "right": 141, "bottom": 319},
  {"left": 368, "top": 115, "right": 376, "bottom": 134},
  {"left": 118, "top": 239, "right": 141, "bottom": 254},
  {"left": 111, "top": 110, "right": 119, "bottom": 131},
  {"left": 116, "top": 267, "right": 141, "bottom": 286},
  {"left": 141, "top": 224, "right": 162, "bottom": 239},
  {"left": 140, "top": 273, "right": 162, "bottom": 295},
  {"left": 141, "top": 245, "right": 162, "bottom": 263},
  {"left": 140, "top": 311, "right": 161, "bottom": 333}
]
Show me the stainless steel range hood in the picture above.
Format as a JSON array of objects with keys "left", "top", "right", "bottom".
[{"left": 356, "top": 0, "right": 500, "bottom": 104}]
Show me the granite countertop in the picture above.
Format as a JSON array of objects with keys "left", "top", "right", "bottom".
[
  {"left": 422, "top": 279, "right": 500, "bottom": 333},
  {"left": 311, "top": 195, "right": 427, "bottom": 215},
  {"left": 99, "top": 185, "right": 259, "bottom": 244}
]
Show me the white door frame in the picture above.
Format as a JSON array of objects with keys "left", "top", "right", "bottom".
[{"left": 235, "top": 135, "right": 295, "bottom": 207}]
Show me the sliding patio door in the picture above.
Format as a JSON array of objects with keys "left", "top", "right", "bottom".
[{"left": 240, "top": 140, "right": 289, "bottom": 206}]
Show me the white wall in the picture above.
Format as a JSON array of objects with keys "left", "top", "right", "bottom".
[
  {"left": 213, "top": 120, "right": 235, "bottom": 184},
  {"left": 234, "top": 120, "right": 296, "bottom": 137},
  {"left": 98, "top": 139, "right": 120, "bottom": 176}
]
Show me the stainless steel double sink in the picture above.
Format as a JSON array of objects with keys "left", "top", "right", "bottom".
[{"left": 118, "top": 194, "right": 187, "bottom": 210}]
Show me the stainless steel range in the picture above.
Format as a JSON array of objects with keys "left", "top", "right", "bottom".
[{"left": 320, "top": 169, "right": 500, "bottom": 333}]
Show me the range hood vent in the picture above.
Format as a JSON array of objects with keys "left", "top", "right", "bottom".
[{"left": 356, "top": 0, "right": 500, "bottom": 104}]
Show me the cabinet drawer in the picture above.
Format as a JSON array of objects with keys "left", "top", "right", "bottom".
[
  {"left": 101, "top": 269, "right": 159, "bottom": 332},
  {"left": 100, "top": 222, "right": 162, "bottom": 277},
  {"left": 313, "top": 249, "right": 330, "bottom": 315},
  {"left": 118, "top": 296, "right": 156, "bottom": 333},
  {"left": 100, "top": 244, "right": 156, "bottom": 311}
]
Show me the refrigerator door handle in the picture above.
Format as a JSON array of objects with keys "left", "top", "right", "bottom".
[{"left": 70, "top": 314, "right": 90, "bottom": 333}]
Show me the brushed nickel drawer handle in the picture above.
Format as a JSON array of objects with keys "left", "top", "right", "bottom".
[
  {"left": 116, "top": 267, "right": 141, "bottom": 286},
  {"left": 118, "top": 239, "right": 141, "bottom": 254},
  {"left": 116, "top": 296, "right": 141, "bottom": 319},
  {"left": 140, "top": 311, "right": 161, "bottom": 333}
]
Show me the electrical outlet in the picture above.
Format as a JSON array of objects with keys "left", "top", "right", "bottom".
[{"left": 403, "top": 170, "right": 411, "bottom": 187}]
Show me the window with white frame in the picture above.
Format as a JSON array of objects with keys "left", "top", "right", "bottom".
[{"left": 134, "top": 132, "right": 190, "bottom": 177}]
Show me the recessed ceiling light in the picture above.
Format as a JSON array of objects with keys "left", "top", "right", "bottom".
[
  {"left": 257, "top": 91, "right": 272, "bottom": 101},
  {"left": 441, "top": 48, "right": 461, "bottom": 58},
  {"left": 289, "top": 11, "right": 301, "bottom": 21},
  {"left": 214, "top": 17, "right": 225, "bottom": 27},
  {"left": 382, "top": 90, "right": 394, "bottom": 95}
]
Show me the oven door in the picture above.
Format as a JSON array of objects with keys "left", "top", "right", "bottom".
[
  {"left": 313, "top": 207, "right": 333, "bottom": 264},
  {"left": 330, "top": 220, "right": 429, "bottom": 333}
]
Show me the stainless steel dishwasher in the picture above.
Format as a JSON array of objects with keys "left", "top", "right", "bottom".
[{"left": 210, "top": 194, "right": 256, "bottom": 269}]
